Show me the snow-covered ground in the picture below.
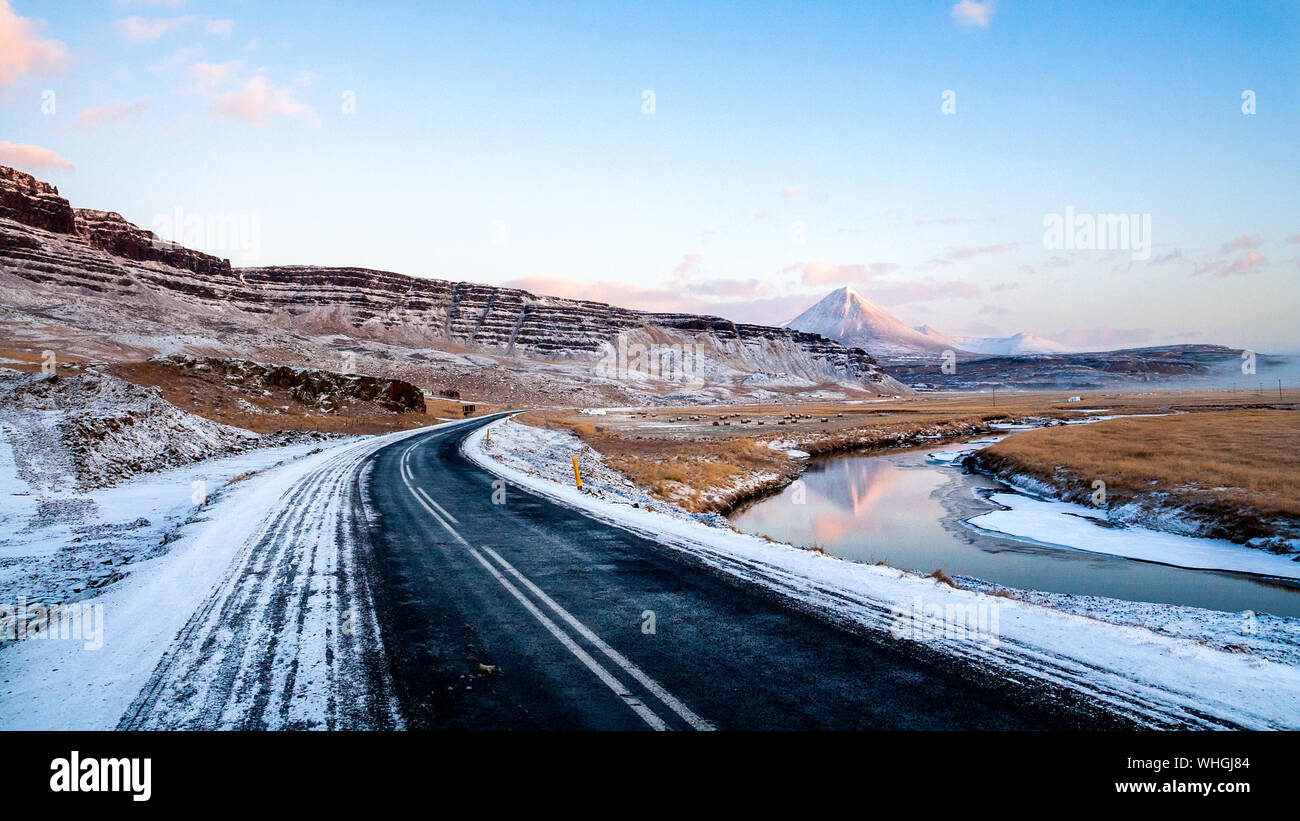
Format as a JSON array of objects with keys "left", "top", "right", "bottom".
[
  {"left": 0, "top": 436, "right": 357, "bottom": 728},
  {"left": 0, "top": 437, "right": 339, "bottom": 604},
  {"left": 466, "top": 417, "right": 1300, "bottom": 729},
  {"left": 0, "top": 415, "right": 448, "bottom": 730},
  {"left": 0, "top": 367, "right": 337, "bottom": 605},
  {"left": 968, "top": 492, "right": 1300, "bottom": 580}
]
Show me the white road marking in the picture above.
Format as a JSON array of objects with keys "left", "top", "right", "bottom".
[
  {"left": 465, "top": 545, "right": 668, "bottom": 730},
  {"left": 479, "top": 544, "right": 715, "bottom": 731},
  {"left": 415, "top": 487, "right": 459, "bottom": 524},
  {"left": 398, "top": 429, "right": 709, "bottom": 731}
]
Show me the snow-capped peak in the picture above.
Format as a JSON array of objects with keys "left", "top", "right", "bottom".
[
  {"left": 787, "top": 288, "right": 1078, "bottom": 360},
  {"left": 786, "top": 287, "right": 955, "bottom": 360}
]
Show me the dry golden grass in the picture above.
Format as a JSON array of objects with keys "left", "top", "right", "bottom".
[
  {"left": 974, "top": 410, "right": 1300, "bottom": 540},
  {"left": 929, "top": 568, "right": 958, "bottom": 588},
  {"left": 529, "top": 403, "right": 1042, "bottom": 513},
  {"left": 0, "top": 348, "right": 91, "bottom": 371},
  {"left": 104, "top": 360, "right": 489, "bottom": 435},
  {"left": 530, "top": 413, "right": 798, "bottom": 511},
  {"left": 527, "top": 389, "right": 1300, "bottom": 518}
]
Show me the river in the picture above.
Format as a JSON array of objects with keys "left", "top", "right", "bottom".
[{"left": 729, "top": 437, "right": 1300, "bottom": 617}]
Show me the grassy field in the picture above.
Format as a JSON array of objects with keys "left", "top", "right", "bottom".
[
  {"left": 526, "top": 389, "right": 1300, "bottom": 515},
  {"left": 972, "top": 409, "right": 1300, "bottom": 543}
]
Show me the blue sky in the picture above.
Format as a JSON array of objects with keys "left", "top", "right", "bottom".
[{"left": 2, "top": 0, "right": 1298, "bottom": 351}]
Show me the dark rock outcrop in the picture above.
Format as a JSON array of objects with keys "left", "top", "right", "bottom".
[
  {"left": 74, "top": 209, "right": 232, "bottom": 277},
  {"left": 0, "top": 166, "right": 76, "bottom": 234},
  {"left": 157, "top": 355, "right": 426, "bottom": 413}
]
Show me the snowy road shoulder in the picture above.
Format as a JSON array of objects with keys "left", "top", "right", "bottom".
[
  {"left": 0, "top": 437, "right": 354, "bottom": 729},
  {"left": 0, "top": 422, "right": 448, "bottom": 730},
  {"left": 465, "top": 417, "right": 1300, "bottom": 730}
]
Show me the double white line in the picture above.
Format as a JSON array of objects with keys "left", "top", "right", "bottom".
[{"left": 398, "top": 436, "right": 712, "bottom": 731}]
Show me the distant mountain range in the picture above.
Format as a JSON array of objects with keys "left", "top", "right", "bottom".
[
  {"left": 783, "top": 286, "right": 1283, "bottom": 390},
  {"left": 785, "top": 286, "right": 1075, "bottom": 362}
]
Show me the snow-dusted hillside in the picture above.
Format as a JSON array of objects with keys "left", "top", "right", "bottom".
[
  {"left": 0, "top": 367, "right": 323, "bottom": 490},
  {"left": 0, "top": 164, "right": 904, "bottom": 405}
]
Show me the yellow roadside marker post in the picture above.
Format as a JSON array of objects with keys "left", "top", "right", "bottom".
[{"left": 572, "top": 456, "right": 583, "bottom": 489}]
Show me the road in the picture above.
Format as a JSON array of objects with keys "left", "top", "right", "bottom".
[{"left": 357, "top": 416, "right": 1132, "bottom": 730}]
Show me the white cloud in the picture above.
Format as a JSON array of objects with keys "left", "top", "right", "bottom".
[{"left": 952, "top": 1, "right": 996, "bottom": 28}]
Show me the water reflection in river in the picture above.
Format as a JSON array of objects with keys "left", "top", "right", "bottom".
[{"left": 729, "top": 445, "right": 1300, "bottom": 617}]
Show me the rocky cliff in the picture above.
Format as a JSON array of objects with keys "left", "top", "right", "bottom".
[
  {"left": 0, "top": 164, "right": 900, "bottom": 397},
  {"left": 0, "top": 166, "right": 75, "bottom": 234},
  {"left": 74, "top": 209, "right": 233, "bottom": 277},
  {"left": 156, "top": 355, "right": 426, "bottom": 414}
]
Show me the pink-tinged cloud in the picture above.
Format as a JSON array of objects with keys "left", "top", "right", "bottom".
[
  {"left": 114, "top": 15, "right": 193, "bottom": 43},
  {"left": 150, "top": 43, "right": 201, "bottom": 72},
  {"left": 1287, "top": 235, "right": 1300, "bottom": 244},
  {"left": 1218, "top": 234, "right": 1263, "bottom": 254},
  {"left": 948, "top": 242, "right": 1016, "bottom": 260},
  {"left": 685, "top": 278, "right": 775, "bottom": 299},
  {"left": 0, "top": 1, "right": 69, "bottom": 88},
  {"left": 1147, "top": 249, "right": 1182, "bottom": 266},
  {"left": 498, "top": 275, "right": 810, "bottom": 323},
  {"left": 1224, "top": 250, "right": 1267, "bottom": 276},
  {"left": 185, "top": 60, "right": 240, "bottom": 94},
  {"left": 797, "top": 259, "right": 897, "bottom": 286},
  {"left": 782, "top": 187, "right": 804, "bottom": 200},
  {"left": 77, "top": 97, "right": 152, "bottom": 129},
  {"left": 1194, "top": 250, "right": 1268, "bottom": 277},
  {"left": 212, "top": 75, "right": 320, "bottom": 127},
  {"left": 0, "top": 141, "right": 73, "bottom": 171},
  {"left": 951, "top": 1, "right": 996, "bottom": 28},
  {"left": 501, "top": 276, "right": 711, "bottom": 314},
  {"left": 867, "top": 280, "right": 982, "bottom": 306},
  {"left": 509, "top": 271, "right": 774, "bottom": 306},
  {"left": 671, "top": 253, "right": 702, "bottom": 279},
  {"left": 114, "top": 14, "right": 232, "bottom": 43}
]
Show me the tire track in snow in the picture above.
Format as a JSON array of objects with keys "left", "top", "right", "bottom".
[{"left": 118, "top": 434, "right": 418, "bottom": 730}]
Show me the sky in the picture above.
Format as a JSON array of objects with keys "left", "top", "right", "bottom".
[{"left": 1, "top": 0, "right": 1298, "bottom": 352}]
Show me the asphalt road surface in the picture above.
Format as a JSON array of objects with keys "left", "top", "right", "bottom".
[{"left": 359, "top": 416, "right": 1134, "bottom": 730}]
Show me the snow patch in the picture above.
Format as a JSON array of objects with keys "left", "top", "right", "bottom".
[{"left": 968, "top": 492, "right": 1300, "bottom": 580}]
